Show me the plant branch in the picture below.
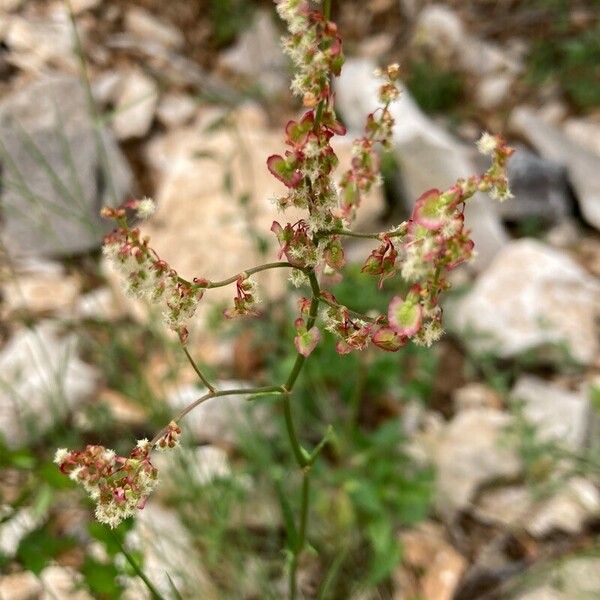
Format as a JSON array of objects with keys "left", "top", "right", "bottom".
[
  {"left": 202, "top": 261, "right": 296, "bottom": 288},
  {"left": 182, "top": 346, "right": 216, "bottom": 393}
]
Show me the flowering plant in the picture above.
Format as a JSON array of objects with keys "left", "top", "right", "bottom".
[{"left": 56, "top": 0, "right": 513, "bottom": 596}]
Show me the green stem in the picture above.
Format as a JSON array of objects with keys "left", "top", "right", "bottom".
[
  {"left": 182, "top": 346, "right": 216, "bottom": 393},
  {"left": 149, "top": 385, "right": 284, "bottom": 445},
  {"left": 315, "top": 226, "right": 407, "bottom": 240},
  {"left": 202, "top": 261, "right": 296, "bottom": 289},
  {"left": 289, "top": 469, "right": 311, "bottom": 599},
  {"left": 283, "top": 393, "right": 309, "bottom": 468}
]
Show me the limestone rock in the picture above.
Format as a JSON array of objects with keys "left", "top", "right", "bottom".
[
  {"left": 0, "top": 76, "right": 133, "bottom": 258},
  {"left": 124, "top": 6, "right": 184, "bottom": 50},
  {"left": 39, "top": 566, "right": 92, "bottom": 600},
  {"left": 0, "top": 323, "right": 99, "bottom": 447},
  {"left": 126, "top": 503, "right": 218, "bottom": 599},
  {"left": 511, "top": 376, "right": 591, "bottom": 450},
  {"left": 1, "top": 269, "right": 81, "bottom": 315},
  {"left": 511, "top": 106, "right": 600, "bottom": 231},
  {"left": 415, "top": 408, "right": 521, "bottom": 519},
  {"left": 399, "top": 521, "right": 467, "bottom": 600},
  {"left": 501, "top": 146, "right": 572, "bottom": 224},
  {"left": 0, "top": 571, "right": 42, "bottom": 600},
  {"left": 0, "top": 508, "right": 42, "bottom": 558},
  {"left": 219, "top": 9, "right": 287, "bottom": 97},
  {"left": 475, "top": 478, "right": 600, "bottom": 537},
  {"left": 166, "top": 381, "right": 272, "bottom": 445},
  {"left": 451, "top": 239, "right": 600, "bottom": 365},
  {"left": 156, "top": 92, "right": 197, "bottom": 128},
  {"left": 111, "top": 69, "right": 158, "bottom": 140}
]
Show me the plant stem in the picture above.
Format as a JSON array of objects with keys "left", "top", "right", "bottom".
[
  {"left": 203, "top": 261, "right": 296, "bottom": 288},
  {"left": 149, "top": 385, "right": 284, "bottom": 445},
  {"left": 289, "top": 469, "right": 310, "bottom": 600},
  {"left": 182, "top": 346, "right": 215, "bottom": 392}
]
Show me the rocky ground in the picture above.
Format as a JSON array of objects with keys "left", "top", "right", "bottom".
[{"left": 0, "top": 0, "right": 599, "bottom": 598}]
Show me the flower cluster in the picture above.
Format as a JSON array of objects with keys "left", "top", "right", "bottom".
[
  {"left": 101, "top": 202, "right": 204, "bottom": 342},
  {"left": 277, "top": 0, "right": 344, "bottom": 107},
  {"left": 54, "top": 441, "right": 159, "bottom": 528},
  {"left": 60, "top": 0, "right": 515, "bottom": 534},
  {"left": 224, "top": 275, "right": 260, "bottom": 318},
  {"left": 339, "top": 64, "right": 401, "bottom": 221}
]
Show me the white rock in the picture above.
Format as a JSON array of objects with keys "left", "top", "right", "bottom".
[
  {"left": 0, "top": 323, "right": 99, "bottom": 447},
  {"left": 0, "top": 0, "right": 25, "bottom": 12},
  {"left": 416, "top": 408, "right": 521, "bottom": 519},
  {"left": 475, "top": 478, "right": 600, "bottom": 537},
  {"left": 511, "top": 106, "right": 600, "bottom": 231},
  {"left": 564, "top": 118, "right": 600, "bottom": 157},
  {"left": 336, "top": 58, "right": 508, "bottom": 269},
  {"left": 0, "top": 76, "right": 133, "bottom": 259},
  {"left": 527, "top": 477, "right": 600, "bottom": 537},
  {"left": 69, "top": 0, "right": 102, "bottom": 14},
  {"left": 511, "top": 376, "right": 591, "bottom": 450},
  {"left": 0, "top": 571, "right": 42, "bottom": 600},
  {"left": 153, "top": 444, "right": 231, "bottom": 494},
  {"left": 166, "top": 381, "right": 271, "bottom": 445},
  {"left": 476, "top": 74, "right": 513, "bottom": 110},
  {"left": 218, "top": 9, "right": 287, "bottom": 97},
  {"left": 39, "top": 566, "right": 92, "bottom": 600},
  {"left": 414, "top": 5, "right": 522, "bottom": 76},
  {"left": 2, "top": 271, "right": 81, "bottom": 315},
  {"left": 516, "top": 558, "right": 600, "bottom": 599},
  {"left": 453, "top": 382, "right": 502, "bottom": 411},
  {"left": 0, "top": 508, "right": 42, "bottom": 558},
  {"left": 5, "top": 13, "right": 76, "bottom": 72},
  {"left": 91, "top": 70, "right": 123, "bottom": 106},
  {"left": 124, "top": 7, "right": 184, "bottom": 50},
  {"left": 75, "top": 286, "right": 124, "bottom": 321},
  {"left": 156, "top": 92, "right": 197, "bottom": 128},
  {"left": 451, "top": 239, "right": 600, "bottom": 365},
  {"left": 126, "top": 504, "right": 218, "bottom": 598},
  {"left": 111, "top": 69, "right": 158, "bottom": 140}
]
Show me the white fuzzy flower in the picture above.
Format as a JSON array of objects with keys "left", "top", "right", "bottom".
[
  {"left": 476, "top": 132, "right": 498, "bottom": 156},
  {"left": 136, "top": 197, "right": 156, "bottom": 219}
]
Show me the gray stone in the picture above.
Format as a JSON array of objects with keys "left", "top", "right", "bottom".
[
  {"left": 500, "top": 146, "right": 572, "bottom": 223},
  {"left": 0, "top": 322, "right": 99, "bottom": 448},
  {"left": 39, "top": 566, "right": 92, "bottom": 600},
  {"left": 451, "top": 239, "right": 600, "bottom": 365},
  {"left": 511, "top": 376, "right": 591, "bottom": 450},
  {"left": 514, "top": 557, "right": 600, "bottom": 599},
  {"left": 166, "top": 381, "right": 271, "bottom": 445},
  {"left": 0, "top": 571, "right": 42, "bottom": 600},
  {"left": 219, "top": 9, "right": 287, "bottom": 97},
  {"left": 124, "top": 6, "right": 184, "bottom": 50},
  {"left": 0, "top": 76, "right": 133, "bottom": 258},
  {"left": 511, "top": 106, "right": 600, "bottom": 231},
  {"left": 414, "top": 5, "right": 523, "bottom": 77},
  {"left": 475, "top": 478, "right": 600, "bottom": 537},
  {"left": 111, "top": 69, "right": 158, "bottom": 140},
  {"left": 415, "top": 408, "right": 521, "bottom": 519},
  {"left": 0, "top": 508, "right": 42, "bottom": 558},
  {"left": 336, "top": 58, "right": 508, "bottom": 269},
  {"left": 125, "top": 504, "right": 218, "bottom": 599},
  {"left": 476, "top": 74, "right": 513, "bottom": 110},
  {"left": 156, "top": 92, "right": 197, "bottom": 128}
]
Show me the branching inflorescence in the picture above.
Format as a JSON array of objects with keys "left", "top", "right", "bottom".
[{"left": 56, "top": 0, "right": 513, "bottom": 595}]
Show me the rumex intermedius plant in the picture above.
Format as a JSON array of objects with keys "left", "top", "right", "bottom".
[{"left": 56, "top": 0, "right": 513, "bottom": 596}]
